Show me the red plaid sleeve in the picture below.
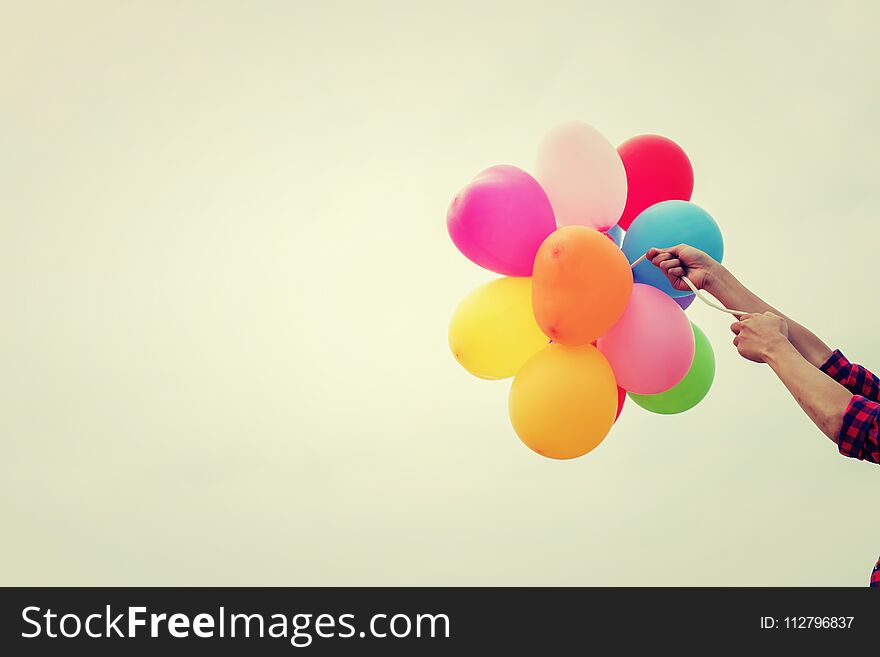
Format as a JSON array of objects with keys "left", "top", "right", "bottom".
[
  {"left": 838, "top": 396, "right": 880, "bottom": 464},
  {"left": 872, "top": 556, "right": 880, "bottom": 588},
  {"left": 820, "top": 349, "right": 880, "bottom": 401}
]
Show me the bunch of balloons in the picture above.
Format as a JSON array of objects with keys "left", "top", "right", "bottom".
[{"left": 447, "top": 122, "right": 722, "bottom": 460}]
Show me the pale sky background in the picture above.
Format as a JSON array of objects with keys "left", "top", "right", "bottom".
[{"left": 1, "top": 1, "right": 878, "bottom": 585}]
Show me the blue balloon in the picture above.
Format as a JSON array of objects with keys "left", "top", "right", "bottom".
[
  {"left": 605, "top": 223, "right": 624, "bottom": 248},
  {"left": 621, "top": 200, "right": 723, "bottom": 298}
]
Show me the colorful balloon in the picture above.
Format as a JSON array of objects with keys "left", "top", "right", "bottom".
[
  {"left": 622, "top": 200, "right": 724, "bottom": 298},
  {"left": 629, "top": 322, "right": 715, "bottom": 414},
  {"left": 536, "top": 122, "right": 627, "bottom": 231},
  {"left": 532, "top": 226, "right": 633, "bottom": 346},
  {"left": 675, "top": 294, "right": 695, "bottom": 310},
  {"left": 448, "top": 277, "right": 548, "bottom": 380},
  {"left": 509, "top": 343, "right": 617, "bottom": 459},
  {"left": 447, "top": 165, "right": 556, "bottom": 276},
  {"left": 617, "top": 135, "right": 694, "bottom": 230},
  {"left": 605, "top": 223, "right": 624, "bottom": 248},
  {"left": 615, "top": 385, "right": 626, "bottom": 421},
  {"left": 597, "top": 284, "right": 695, "bottom": 394}
]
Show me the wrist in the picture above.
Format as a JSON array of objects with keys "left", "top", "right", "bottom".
[
  {"left": 703, "top": 262, "right": 729, "bottom": 295},
  {"left": 763, "top": 336, "right": 797, "bottom": 367}
]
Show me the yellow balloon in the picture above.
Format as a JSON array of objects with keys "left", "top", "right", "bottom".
[
  {"left": 448, "top": 277, "right": 548, "bottom": 380},
  {"left": 509, "top": 343, "right": 617, "bottom": 459}
]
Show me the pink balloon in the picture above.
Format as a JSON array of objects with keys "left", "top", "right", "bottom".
[
  {"left": 597, "top": 284, "right": 695, "bottom": 394},
  {"left": 447, "top": 165, "right": 556, "bottom": 276},
  {"left": 536, "top": 121, "right": 627, "bottom": 231}
]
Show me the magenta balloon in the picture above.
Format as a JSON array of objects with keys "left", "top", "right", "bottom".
[
  {"left": 597, "top": 284, "right": 695, "bottom": 394},
  {"left": 447, "top": 165, "right": 556, "bottom": 276},
  {"left": 675, "top": 294, "right": 695, "bottom": 310}
]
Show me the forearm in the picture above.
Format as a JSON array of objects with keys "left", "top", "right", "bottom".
[
  {"left": 708, "top": 267, "right": 832, "bottom": 367},
  {"left": 764, "top": 340, "right": 851, "bottom": 442}
]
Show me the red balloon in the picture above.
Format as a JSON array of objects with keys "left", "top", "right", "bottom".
[
  {"left": 616, "top": 135, "right": 694, "bottom": 230},
  {"left": 615, "top": 385, "right": 626, "bottom": 421}
]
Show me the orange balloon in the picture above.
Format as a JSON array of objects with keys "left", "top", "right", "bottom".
[
  {"left": 532, "top": 226, "right": 632, "bottom": 345},
  {"left": 509, "top": 343, "right": 617, "bottom": 459}
]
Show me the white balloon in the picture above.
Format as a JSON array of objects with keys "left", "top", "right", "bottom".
[{"left": 536, "top": 121, "right": 627, "bottom": 231}]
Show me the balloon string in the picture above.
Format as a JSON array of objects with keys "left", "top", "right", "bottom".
[{"left": 629, "top": 253, "right": 748, "bottom": 317}]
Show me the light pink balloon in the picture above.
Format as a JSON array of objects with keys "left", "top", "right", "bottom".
[
  {"left": 536, "top": 121, "right": 627, "bottom": 231},
  {"left": 597, "top": 284, "right": 695, "bottom": 394},
  {"left": 447, "top": 165, "right": 556, "bottom": 276}
]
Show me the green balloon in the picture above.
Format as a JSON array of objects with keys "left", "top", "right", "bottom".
[{"left": 628, "top": 322, "right": 715, "bottom": 414}]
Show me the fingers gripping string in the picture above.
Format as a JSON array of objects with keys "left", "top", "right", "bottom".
[{"left": 629, "top": 253, "right": 748, "bottom": 317}]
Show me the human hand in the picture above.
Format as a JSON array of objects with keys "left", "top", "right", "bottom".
[
  {"left": 645, "top": 244, "right": 720, "bottom": 293},
  {"left": 730, "top": 312, "right": 790, "bottom": 363}
]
